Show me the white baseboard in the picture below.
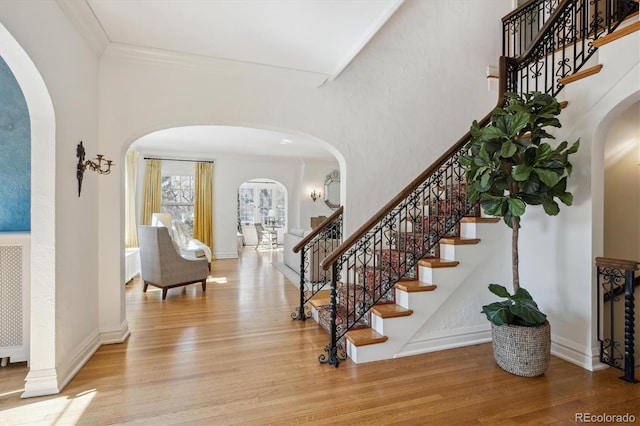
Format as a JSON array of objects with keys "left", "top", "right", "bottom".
[
  {"left": 22, "top": 368, "right": 61, "bottom": 398},
  {"left": 395, "top": 325, "right": 492, "bottom": 359},
  {"left": 22, "top": 321, "right": 130, "bottom": 398},
  {"left": 215, "top": 251, "right": 239, "bottom": 259},
  {"left": 22, "top": 331, "right": 101, "bottom": 399},
  {"left": 551, "top": 335, "right": 609, "bottom": 371},
  {"left": 100, "top": 319, "right": 131, "bottom": 345},
  {"left": 56, "top": 331, "right": 101, "bottom": 394}
]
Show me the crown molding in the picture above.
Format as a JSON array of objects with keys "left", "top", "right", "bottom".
[
  {"left": 56, "top": 0, "right": 109, "bottom": 56},
  {"left": 103, "top": 43, "right": 331, "bottom": 87}
]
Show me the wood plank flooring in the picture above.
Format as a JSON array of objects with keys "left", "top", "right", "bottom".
[{"left": 1, "top": 247, "right": 639, "bottom": 425}]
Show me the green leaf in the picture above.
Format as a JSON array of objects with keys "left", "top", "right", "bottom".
[
  {"left": 543, "top": 199, "right": 560, "bottom": 215},
  {"left": 479, "top": 144, "right": 491, "bottom": 166},
  {"left": 567, "top": 139, "right": 580, "bottom": 154},
  {"left": 512, "top": 165, "right": 532, "bottom": 181},
  {"left": 535, "top": 168, "right": 560, "bottom": 187},
  {"left": 483, "top": 126, "right": 507, "bottom": 140},
  {"left": 507, "top": 198, "right": 526, "bottom": 216},
  {"left": 480, "top": 170, "right": 491, "bottom": 189},
  {"left": 510, "top": 111, "right": 530, "bottom": 137},
  {"left": 488, "top": 283, "right": 510, "bottom": 298},
  {"left": 510, "top": 300, "right": 547, "bottom": 326},
  {"left": 535, "top": 143, "right": 553, "bottom": 163},
  {"left": 480, "top": 194, "right": 506, "bottom": 216},
  {"left": 557, "top": 191, "right": 573, "bottom": 206},
  {"left": 458, "top": 156, "right": 472, "bottom": 167},
  {"left": 519, "top": 193, "right": 545, "bottom": 205},
  {"left": 466, "top": 185, "right": 479, "bottom": 202},
  {"left": 512, "top": 287, "right": 534, "bottom": 301},
  {"left": 501, "top": 140, "right": 517, "bottom": 158},
  {"left": 482, "top": 301, "right": 514, "bottom": 326}
]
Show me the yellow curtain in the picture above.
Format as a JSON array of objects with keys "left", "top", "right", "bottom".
[
  {"left": 141, "top": 159, "right": 161, "bottom": 225},
  {"left": 124, "top": 149, "right": 139, "bottom": 247},
  {"left": 193, "top": 162, "right": 214, "bottom": 258}
]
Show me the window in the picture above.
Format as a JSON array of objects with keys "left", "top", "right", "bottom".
[
  {"left": 238, "top": 181, "right": 286, "bottom": 227},
  {"left": 161, "top": 175, "right": 194, "bottom": 236}
]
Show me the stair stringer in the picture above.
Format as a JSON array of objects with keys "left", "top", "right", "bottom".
[{"left": 346, "top": 219, "right": 511, "bottom": 363}]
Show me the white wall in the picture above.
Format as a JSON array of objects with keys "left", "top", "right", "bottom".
[{"left": 0, "top": 0, "right": 102, "bottom": 396}]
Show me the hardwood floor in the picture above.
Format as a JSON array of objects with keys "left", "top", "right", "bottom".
[{"left": 1, "top": 247, "right": 639, "bottom": 425}]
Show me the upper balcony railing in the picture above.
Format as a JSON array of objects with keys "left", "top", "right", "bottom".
[{"left": 506, "top": 0, "right": 637, "bottom": 96}]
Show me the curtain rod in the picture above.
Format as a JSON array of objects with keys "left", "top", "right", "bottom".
[{"left": 143, "top": 157, "right": 214, "bottom": 163}]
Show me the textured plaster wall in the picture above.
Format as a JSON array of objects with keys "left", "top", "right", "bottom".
[{"left": 0, "top": 56, "right": 30, "bottom": 231}]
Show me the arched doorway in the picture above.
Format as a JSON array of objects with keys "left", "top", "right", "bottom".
[
  {"left": 0, "top": 22, "right": 58, "bottom": 397},
  {"left": 238, "top": 179, "right": 287, "bottom": 248}
]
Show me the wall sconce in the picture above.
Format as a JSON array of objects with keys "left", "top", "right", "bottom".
[
  {"left": 310, "top": 189, "right": 322, "bottom": 202},
  {"left": 76, "top": 141, "right": 114, "bottom": 197}
]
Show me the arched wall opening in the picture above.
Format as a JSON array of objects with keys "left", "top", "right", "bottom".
[
  {"left": 590, "top": 88, "right": 640, "bottom": 371},
  {"left": 238, "top": 178, "right": 287, "bottom": 248},
  {"left": 116, "top": 123, "right": 346, "bottom": 318},
  {"left": 0, "top": 22, "right": 58, "bottom": 397}
]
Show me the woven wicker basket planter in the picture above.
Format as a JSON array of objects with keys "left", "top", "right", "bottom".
[{"left": 491, "top": 321, "right": 551, "bottom": 377}]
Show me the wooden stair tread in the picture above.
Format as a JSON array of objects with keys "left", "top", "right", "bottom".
[
  {"left": 371, "top": 304, "right": 413, "bottom": 318},
  {"left": 439, "top": 237, "right": 481, "bottom": 245},
  {"left": 592, "top": 21, "right": 640, "bottom": 48},
  {"left": 559, "top": 64, "right": 603, "bottom": 85},
  {"left": 345, "top": 328, "right": 388, "bottom": 347},
  {"left": 418, "top": 258, "right": 459, "bottom": 268},
  {"left": 460, "top": 217, "right": 500, "bottom": 223},
  {"left": 311, "top": 290, "right": 331, "bottom": 299},
  {"left": 394, "top": 280, "right": 438, "bottom": 293},
  {"left": 309, "top": 293, "right": 331, "bottom": 308}
]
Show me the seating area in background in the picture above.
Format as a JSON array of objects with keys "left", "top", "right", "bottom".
[
  {"left": 138, "top": 225, "right": 209, "bottom": 300},
  {"left": 255, "top": 223, "right": 278, "bottom": 250}
]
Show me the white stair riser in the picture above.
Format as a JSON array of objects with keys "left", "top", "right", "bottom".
[{"left": 349, "top": 222, "right": 509, "bottom": 363}]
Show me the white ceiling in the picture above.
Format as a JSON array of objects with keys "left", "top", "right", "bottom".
[
  {"left": 131, "top": 125, "right": 335, "bottom": 160},
  {"left": 58, "top": 0, "right": 404, "bottom": 160}
]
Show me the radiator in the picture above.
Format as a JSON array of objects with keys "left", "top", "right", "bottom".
[{"left": 0, "top": 234, "right": 30, "bottom": 365}]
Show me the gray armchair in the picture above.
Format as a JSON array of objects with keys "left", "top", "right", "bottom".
[{"left": 138, "top": 225, "right": 209, "bottom": 300}]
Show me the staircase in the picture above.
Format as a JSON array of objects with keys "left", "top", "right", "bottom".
[{"left": 312, "top": 0, "right": 639, "bottom": 366}]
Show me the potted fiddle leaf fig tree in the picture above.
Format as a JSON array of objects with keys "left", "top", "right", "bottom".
[{"left": 459, "top": 91, "right": 580, "bottom": 377}]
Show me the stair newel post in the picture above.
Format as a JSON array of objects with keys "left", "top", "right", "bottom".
[
  {"left": 622, "top": 267, "right": 637, "bottom": 383},
  {"left": 294, "top": 245, "right": 307, "bottom": 321}
]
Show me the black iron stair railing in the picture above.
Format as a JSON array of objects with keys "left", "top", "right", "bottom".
[
  {"left": 595, "top": 257, "right": 638, "bottom": 383},
  {"left": 506, "top": 0, "right": 637, "bottom": 96},
  {"left": 291, "top": 207, "right": 343, "bottom": 320},
  {"left": 317, "top": 0, "right": 638, "bottom": 367}
]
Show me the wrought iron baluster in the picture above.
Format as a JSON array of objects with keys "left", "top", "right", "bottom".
[{"left": 595, "top": 258, "right": 638, "bottom": 383}]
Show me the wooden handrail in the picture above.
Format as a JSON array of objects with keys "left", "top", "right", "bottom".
[
  {"left": 502, "top": 0, "right": 543, "bottom": 23},
  {"left": 514, "top": 0, "right": 571, "bottom": 67},
  {"left": 595, "top": 257, "right": 640, "bottom": 271},
  {"left": 292, "top": 206, "right": 344, "bottom": 253},
  {"left": 321, "top": 57, "right": 510, "bottom": 270}
]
